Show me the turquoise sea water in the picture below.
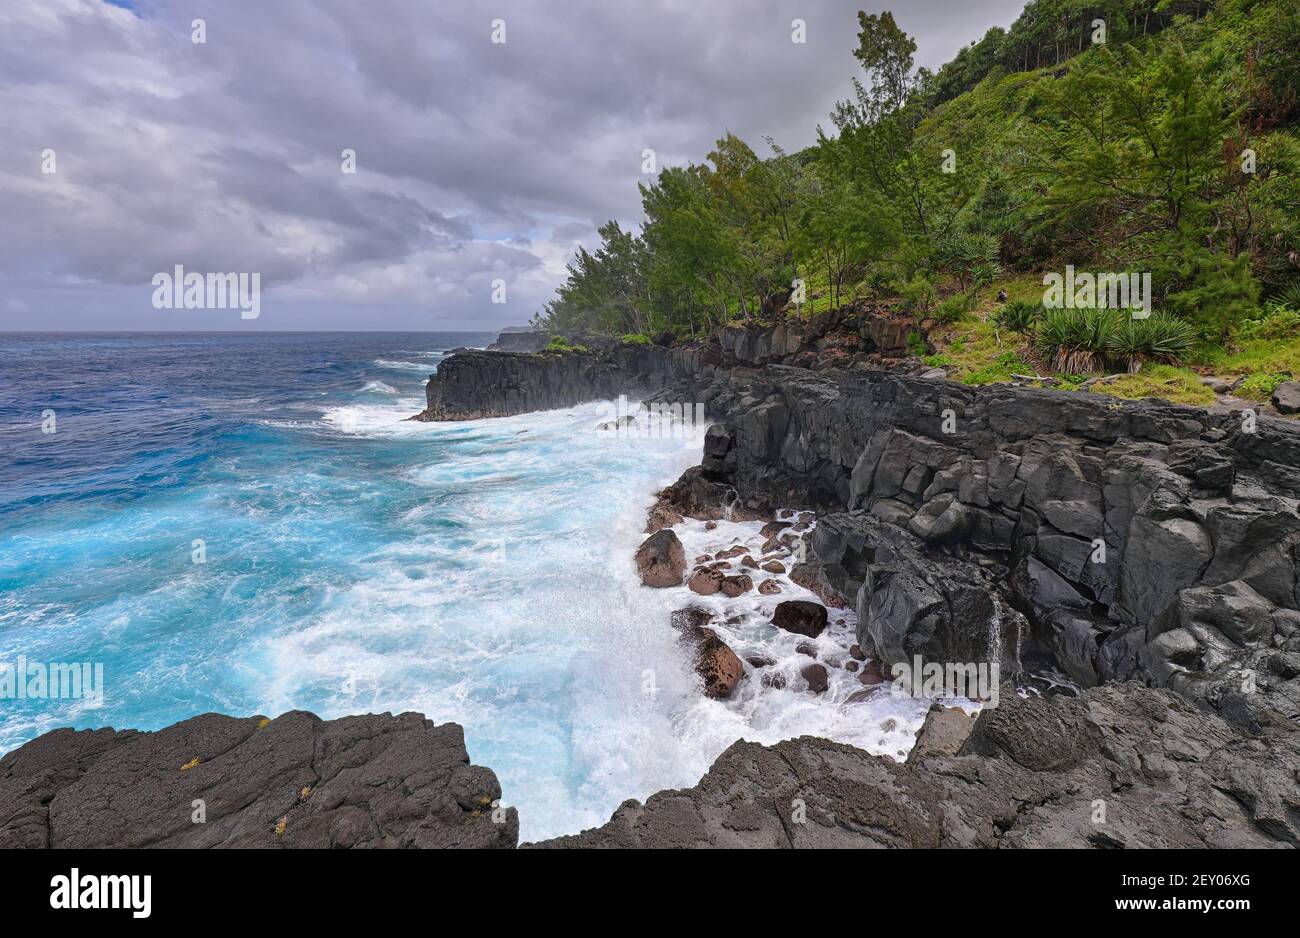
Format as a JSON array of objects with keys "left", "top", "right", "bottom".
[{"left": 0, "top": 332, "right": 928, "bottom": 839}]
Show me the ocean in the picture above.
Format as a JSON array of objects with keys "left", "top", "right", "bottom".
[{"left": 0, "top": 332, "right": 929, "bottom": 840}]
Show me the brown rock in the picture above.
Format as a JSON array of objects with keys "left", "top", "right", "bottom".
[
  {"left": 695, "top": 632, "right": 745, "bottom": 700},
  {"left": 635, "top": 529, "right": 686, "bottom": 588},
  {"left": 720, "top": 574, "right": 753, "bottom": 597},
  {"left": 761, "top": 561, "right": 785, "bottom": 574},
  {"left": 858, "top": 660, "right": 891, "bottom": 686},
  {"left": 758, "top": 579, "right": 781, "bottom": 595},
  {"left": 761, "top": 671, "right": 787, "bottom": 690},
  {"left": 801, "top": 663, "right": 829, "bottom": 693},
  {"left": 796, "top": 641, "right": 818, "bottom": 658},
  {"left": 849, "top": 644, "right": 867, "bottom": 661},
  {"left": 771, "top": 600, "right": 827, "bottom": 638},
  {"left": 746, "top": 655, "right": 775, "bottom": 668},
  {"left": 688, "top": 567, "right": 724, "bottom": 596},
  {"left": 740, "top": 555, "right": 758, "bottom": 569},
  {"left": 845, "top": 660, "right": 860, "bottom": 672},
  {"left": 909, "top": 704, "right": 977, "bottom": 759}
]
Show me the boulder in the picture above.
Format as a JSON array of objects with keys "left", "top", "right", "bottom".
[
  {"left": 720, "top": 574, "right": 753, "bottom": 597},
  {"left": 771, "top": 600, "right": 828, "bottom": 638},
  {"left": 688, "top": 567, "right": 723, "bottom": 595},
  {"left": 801, "top": 663, "right": 829, "bottom": 693},
  {"left": 635, "top": 529, "right": 686, "bottom": 588},
  {"left": 693, "top": 632, "right": 746, "bottom": 700},
  {"left": 1272, "top": 381, "right": 1300, "bottom": 414},
  {"left": 909, "top": 704, "right": 976, "bottom": 759}
]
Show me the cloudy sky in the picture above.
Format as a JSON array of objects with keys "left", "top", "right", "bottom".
[{"left": 0, "top": 0, "right": 1026, "bottom": 332}]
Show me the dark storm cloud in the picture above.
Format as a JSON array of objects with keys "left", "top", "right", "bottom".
[{"left": 0, "top": 0, "right": 1026, "bottom": 330}]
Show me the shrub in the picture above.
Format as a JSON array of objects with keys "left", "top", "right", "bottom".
[
  {"left": 1237, "top": 372, "right": 1290, "bottom": 401},
  {"left": 1237, "top": 306, "right": 1300, "bottom": 341},
  {"left": 864, "top": 265, "right": 898, "bottom": 298},
  {"left": 1106, "top": 314, "right": 1197, "bottom": 373},
  {"left": 546, "top": 336, "right": 588, "bottom": 352},
  {"left": 937, "top": 232, "right": 1003, "bottom": 292},
  {"left": 620, "top": 333, "right": 653, "bottom": 345},
  {"left": 992, "top": 300, "right": 1044, "bottom": 335},
  {"left": 1166, "top": 250, "right": 1260, "bottom": 343},
  {"left": 899, "top": 275, "right": 938, "bottom": 317},
  {"left": 931, "top": 294, "right": 969, "bottom": 324},
  {"left": 1036, "top": 307, "right": 1124, "bottom": 374},
  {"left": 906, "top": 331, "right": 928, "bottom": 357}
]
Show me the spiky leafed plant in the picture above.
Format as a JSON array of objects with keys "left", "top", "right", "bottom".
[
  {"left": 1107, "top": 314, "right": 1197, "bottom": 372},
  {"left": 1036, "top": 307, "right": 1124, "bottom": 374},
  {"left": 992, "top": 300, "right": 1044, "bottom": 336},
  {"left": 1272, "top": 282, "right": 1300, "bottom": 310}
]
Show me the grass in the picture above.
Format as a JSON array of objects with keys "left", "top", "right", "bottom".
[
  {"left": 923, "top": 272, "right": 1041, "bottom": 383},
  {"left": 1091, "top": 365, "right": 1217, "bottom": 406},
  {"left": 1237, "top": 372, "right": 1289, "bottom": 401},
  {"left": 1200, "top": 337, "right": 1299, "bottom": 400}
]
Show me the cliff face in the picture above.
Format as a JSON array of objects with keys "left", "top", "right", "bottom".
[
  {"left": 414, "top": 306, "right": 914, "bottom": 421},
  {"left": 661, "top": 365, "right": 1300, "bottom": 728},
  {"left": 0, "top": 710, "right": 518, "bottom": 848},
  {"left": 486, "top": 329, "right": 549, "bottom": 353},
  {"left": 412, "top": 345, "right": 707, "bottom": 421}
]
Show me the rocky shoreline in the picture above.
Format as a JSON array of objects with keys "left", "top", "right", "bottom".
[
  {"left": 5, "top": 311, "right": 1298, "bottom": 848},
  {"left": 422, "top": 312, "right": 1300, "bottom": 731}
]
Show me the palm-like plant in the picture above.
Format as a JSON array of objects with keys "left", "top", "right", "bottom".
[
  {"left": 1036, "top": 307, "right": 1124, "bottom": 374},
  {"left": 1107, "top": 314, "right": 1196, "bottom": 373},
  {"left": 992, "top": 300, "right": 1044, "bottom": 335}
]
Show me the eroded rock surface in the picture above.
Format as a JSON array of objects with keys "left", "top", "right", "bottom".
[
  {"left": 0, "top": 710, "right": 518, "bottom": 849},
  {"left": 531, "top": 683, "right": 1300, "bottom": 848}
]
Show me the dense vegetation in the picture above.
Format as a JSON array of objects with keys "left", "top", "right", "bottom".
[{"left": 535, "top": 0, "right": 1298, "bottom": 397}]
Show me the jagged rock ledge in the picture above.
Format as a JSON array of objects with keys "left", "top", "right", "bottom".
[
  {"left": 530, "top": 682, "right": 1300, "bottom": 848},
  {"left": 0, "top": 710, "right": 517, "bottom": 848},
  {"left": 7, "top": 682, "right": 1294, "bottom": 848}
]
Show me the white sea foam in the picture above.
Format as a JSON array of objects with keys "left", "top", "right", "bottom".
[
  {"left": 372, "top": 358, "right": 437, "bottom": 373},
  {"left": 247, "top": 397, "right": 939, "bottom": 840}
]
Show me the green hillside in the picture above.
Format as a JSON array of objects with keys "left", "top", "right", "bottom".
[{"left": 537, "top": 0, "right": 1299, "bottom": 402}]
